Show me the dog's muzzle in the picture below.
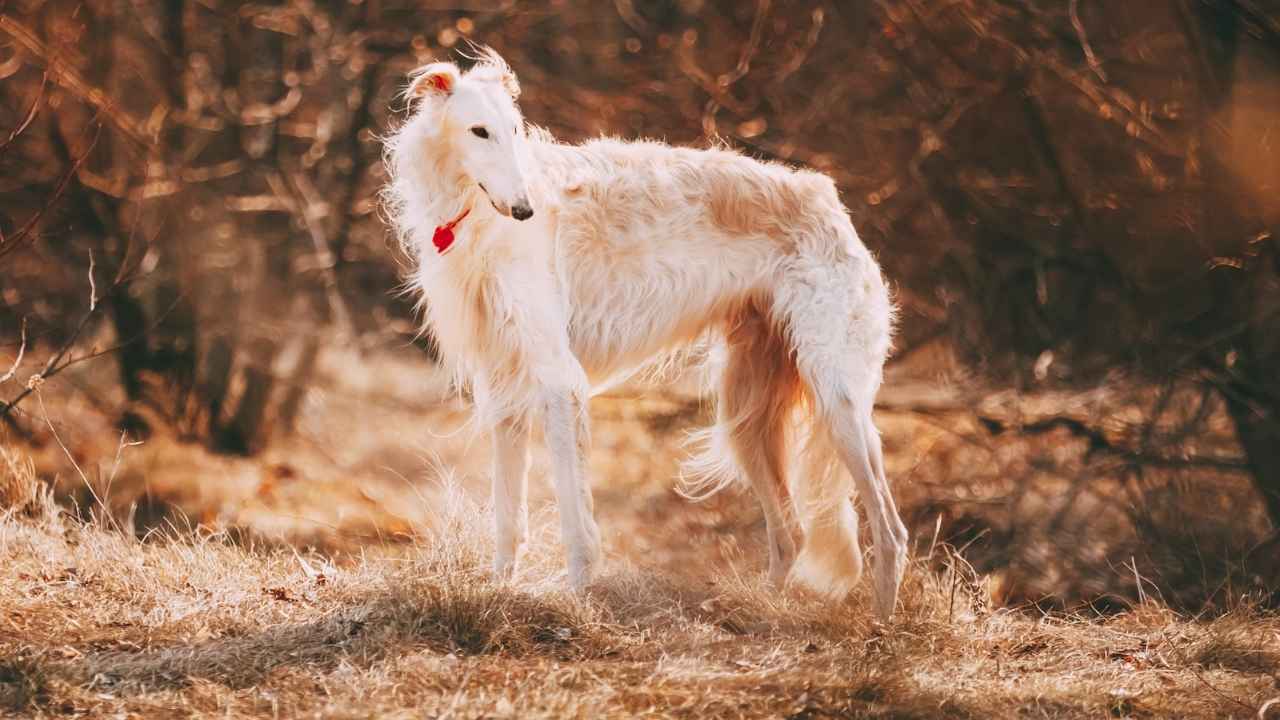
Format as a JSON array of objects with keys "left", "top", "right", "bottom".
[{"left": 478, "top": 183, "right": 533, "bottom": 220}]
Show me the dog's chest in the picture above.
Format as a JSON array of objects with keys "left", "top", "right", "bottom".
[{"left": 418, "top": 243, "right": 567, "bottom": 371}]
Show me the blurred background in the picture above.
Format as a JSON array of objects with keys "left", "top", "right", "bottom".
[{"left": 1, "top": 0, "right": 1277, "bottom": 613}]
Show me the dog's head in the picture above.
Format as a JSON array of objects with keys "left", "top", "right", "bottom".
[{"left": 405, "top": 49, "right": 533, "bottom": 221}]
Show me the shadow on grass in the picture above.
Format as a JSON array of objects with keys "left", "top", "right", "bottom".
[
  {"left": 0, "top": 565, "right": 922, "bottom": 714},
  {"left": 57, "top": 584, "right": 601, "bottom": 693}
]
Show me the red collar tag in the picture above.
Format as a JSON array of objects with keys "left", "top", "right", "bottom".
[{"left": 432, "top": 207, "right": 471, "bottom": 254}]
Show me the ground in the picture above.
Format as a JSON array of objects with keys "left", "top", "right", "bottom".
[{"left": 1, "top": 345, "right": 1278, "bottom": 718}]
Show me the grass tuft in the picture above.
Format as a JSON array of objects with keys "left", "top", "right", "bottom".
[
  {"left": 0, "top": 444, "right": 49, "bottom": 517},
  {"left": 0, "top": 477, "right": 1275, "bottom": 718}
]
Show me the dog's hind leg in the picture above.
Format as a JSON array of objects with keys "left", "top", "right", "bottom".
[
  {"left": 492, "top": 418, "right": 530, "bottom": 580},
  {"left": 864, "top": 414, "right": 909, "bottom": 615},
  {"left": 719, "top": 309, "right": 802, "bottom": 586},
  {"left": 825, "top": 394, "right": 906, "bottom": 620},
  {"left": 776, "top": 247, "right": 906, "bottom": 620}
]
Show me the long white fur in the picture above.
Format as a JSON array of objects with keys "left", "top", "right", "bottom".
[{"left": 383, "top": 48, "right": 908, "bottom": 620}]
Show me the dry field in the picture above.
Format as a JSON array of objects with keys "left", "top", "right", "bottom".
[{"left": 2, "top": 345, "right": 1279, "bottom": 718}]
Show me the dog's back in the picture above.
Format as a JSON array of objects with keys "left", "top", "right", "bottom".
[{"left": 535, "top": 138, "right": 885, "bottom": 382}]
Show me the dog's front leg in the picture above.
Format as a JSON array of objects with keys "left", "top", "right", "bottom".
[
  {"left": 492, "top": 418, "right": 530, "bottom": 580},
  {"left": 541, "top": 383, "right": 602, "bottom": 589}
]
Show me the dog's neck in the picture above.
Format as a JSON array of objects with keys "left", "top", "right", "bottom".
[
  {"left": 424, "top": 160, "right": 478, "bottom": 226},
  {"left": 419, "top": 165, "right": 493, "bottom": 253},
  {"left": 432, "top": 205, "right": 472, "bottom": 254}
]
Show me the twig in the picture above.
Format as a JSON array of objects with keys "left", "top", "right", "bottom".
[
  {"left": 0, "top": 16, "right": 153, "bottom": 149},
  {"left": 1187, "top": 663, "right": 1256, "bottom": 715},
  {"left": 614, "top": 0, "right": 649, "bottom": 34},
  {"left": 0, "top": 120, "right": 102, "bottom": 261},
  {"left": 0, "top": 319, "right": 26, "bottom": 385},
  {"left": 269, "top": 170, "right": 354, "bottom": 334},
  {"left": 35, "top": 389, "right": 104, "bottom": 513},
  {"left": 0, "top": 310, "right": 95, "bottom": 421},
  {"left": 87, "top": 250, "right": 97, "bottom": 312},
  {"left": 725, "top": 0, "right": 770, "bottom": 87},
  {"left": 776, "top": 8, "right": 825, "bottom": 84},
  {"left": 1069, "top": 0, "right": 1107, "bottom": 82},
  {"left": 49, "top": 297, "right": 186, "bottom": 380},
  {"left": 677, "top": 0, "right": 770, "bottom": 137},
  {"left": 0, "top": 71, "right": 48, "bottom": 163},
  {"left": 0, "top": 256, "right": 117, "bottom": 422},
  {"left": 101, "top": 430, "right": 144, "bottom": 511}
]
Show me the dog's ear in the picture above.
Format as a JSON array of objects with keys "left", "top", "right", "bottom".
[
  {"left": 499, "top": 70, "right": 520, "bottom": 100},
  {"left": 407, "top": 62, "right": 460, "bottom": 102}
]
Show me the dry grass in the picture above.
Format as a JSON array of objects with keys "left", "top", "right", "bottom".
[
  {"left": 2, "top": 444, "right": 1279, "bottom": 719},
  {"left": 3, "top": 345, "right": 1277, "bottom": 717}
]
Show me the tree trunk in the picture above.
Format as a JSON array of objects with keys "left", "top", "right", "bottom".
[
  {"left": 214, "top": 337, "right": 278, "bottom": 456},
  {"left": 1225, "top": 379, "right": 1280, "bottom": 530}
]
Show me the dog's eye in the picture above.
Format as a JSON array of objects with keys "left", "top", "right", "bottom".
[{"left": 470, "top": 126, "right": 489, "bottom": 139}]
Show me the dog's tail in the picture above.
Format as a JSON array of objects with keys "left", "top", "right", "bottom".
[
  {"left": 677, "top": 346, "right": 865, "bottom": 599},
  {"left": 786, "top": 401, "right": 864, "bottom": 597}
]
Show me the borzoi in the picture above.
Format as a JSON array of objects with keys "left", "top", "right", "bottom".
[{"left": 383, "top": 49, "right": 908, "bottom": 620}]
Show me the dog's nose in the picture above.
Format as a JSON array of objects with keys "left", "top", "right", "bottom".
[{"left": 511, "top": 203, "right": 534, "bottom": 221}]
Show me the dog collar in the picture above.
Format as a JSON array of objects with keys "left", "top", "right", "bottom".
[{"left": 432, "top": 207, "right": 471, "bottom": 254}]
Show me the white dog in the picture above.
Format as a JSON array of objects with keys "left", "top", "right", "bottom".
[{"left": 383, "top": 48, "right": 908, "bottom": 620}]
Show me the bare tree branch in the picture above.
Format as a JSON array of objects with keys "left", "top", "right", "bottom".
[
  {"left": 1069, "top": 0, "right": 1108, "bottom": 82},
  {"left": 0, "top": 121, "right": 102, "bottom": 261},
  {"left": 0, "top": 319, "right": 26, "bottom": 385}
]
